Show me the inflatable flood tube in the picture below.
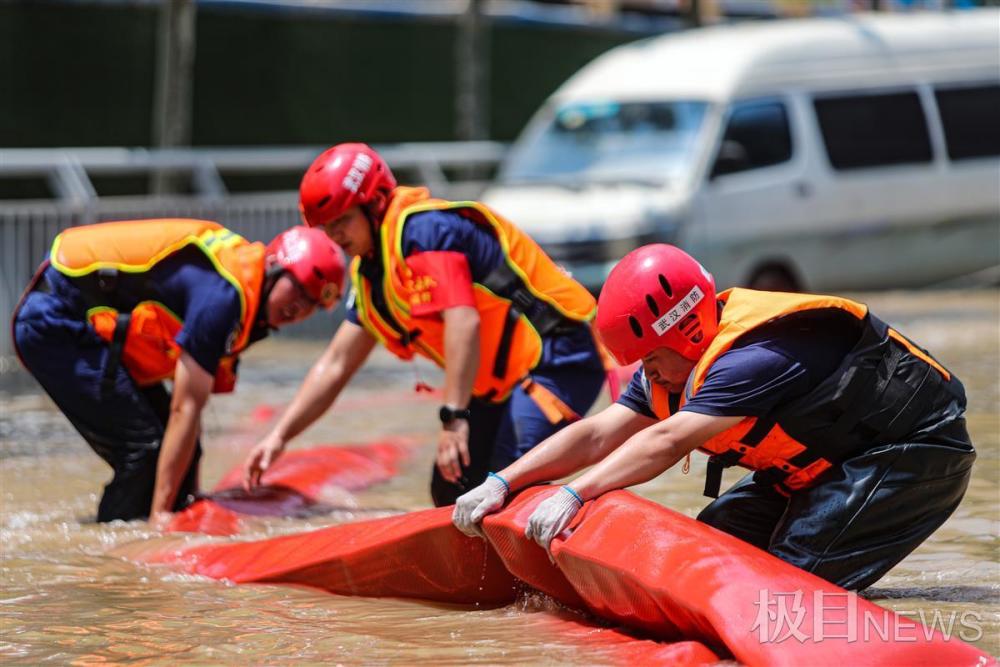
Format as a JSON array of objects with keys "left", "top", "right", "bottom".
[
  {"left": 153, "top": 506, "right": 519, "bottom": 605},
  {"left": 138, "top": 487, "right": 992, "bottom": 666},
  {"left": 482, "top": 487, "right": 588, "bottom": 609},
  {"left": 482, "top": 489, "right": 722, "bottom": 664},
  {"left": 211, "top": 439, "right": 415, "bottom": 496},
  {"left": 128, "top": 505, "right": 721, "bottom": 665},
  {"left": 167, "top": 438, "right": 415, "bottom": 536},
  {"left": 540, "top": 488, "right": 993, "bottom": 667}
]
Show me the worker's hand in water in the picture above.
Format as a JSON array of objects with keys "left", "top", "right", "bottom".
[
  {"left": 525, "top": 486, "right": 583, "bottom": 555},
  {"left": 452, "top": 473, "right": 509, "bottom": 538},
  {"left": 243, "top": 431, "right": 286, "bottom": 491},
  {"left": 437, "top": 419, "right": 471, "bottom": 484},
  {"left": 149, "top": 510, "right": 174, "bottom": 531}
]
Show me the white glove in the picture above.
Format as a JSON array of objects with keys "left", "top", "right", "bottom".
[
  {"left": 452, "top": 473, "right": 509, "bottom": 538},
  {"left": 524, "top": 486, "right": 584, "bottom": 554}
]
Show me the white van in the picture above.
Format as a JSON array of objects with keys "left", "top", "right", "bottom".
[{"left": 482, "top": 11, "right": 1000, "bottom": 291}]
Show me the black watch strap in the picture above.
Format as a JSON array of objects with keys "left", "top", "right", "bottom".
[{"left": 439, "top": 405, "right": 472, "bottom": 424}]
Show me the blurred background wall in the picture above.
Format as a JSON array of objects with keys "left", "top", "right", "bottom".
[
  {"left": 5, "top": 0, "right": 993, "bottom": 149},
  {"left": 1, "top": 1, "right": 643, "bottom": 148}
]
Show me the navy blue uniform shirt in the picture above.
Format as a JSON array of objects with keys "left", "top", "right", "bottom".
[
  {"left": 347, "top": 209, "right": 601, "bottom": 370},
  {"left": 617, "top": 310, "right": 862, "bottom": 418},
  {"left": 46, "top": 245, "right": 247, "bottom": 375}
]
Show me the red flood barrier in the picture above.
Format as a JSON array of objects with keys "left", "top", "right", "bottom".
[
  {"left": 122, "top": 505, "right": 721, "bottom": 665},
  {"left": 482, "top": 487, "right": 587, "bottom": 609},
  {"left": 167, "top": 438, "right": 415, "bottom": 535},
  {"left": 547, "top": 489, "right": 994, "bottom": 666},
  {"left": 129, "top": 487, "right": 993, "bottom": 666},
  {"left": 146, "top": 507, "right": 518, "bottom": 605},
  {"left": 211, "top": 439, "right": 415, "bottom": 495}
]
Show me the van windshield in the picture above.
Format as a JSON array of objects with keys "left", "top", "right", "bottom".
[{"left": 500, "top": 100, "right": 709, "bottom": 186}]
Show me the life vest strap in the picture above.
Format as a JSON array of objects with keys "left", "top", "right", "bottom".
[
  {"left": 786, "top": 447, "right": 823, "bottom": 470},
  {"left": 72, "top": 267, "right": 162, "bottom": 319},
  {"left": 69, "top": 267, "right": 119, "bottom": 308},
  {"left": 739, "top": 417, "right": 775, "bottom": 445},
  {"left": 827, "top": 335, "right": 910, "bottom": 442},
  {"left": 486, "top": 262, "right": 579, "bottom": 382},
  {"left": 482, "top": 263, "right": 574, "bottom": 337},
  {"left": 101, "top": 312, "right": 132, "bottom": 397},
  {"left": 704, "top": 459, "right": 724, "bottom": 499},
  {"left": 95, "top": 267, "right": 119, "bottom": 294},
  {"left": 493, "top": 304, "right": 518, "bottom": 380},
  {"left": 752, "top": 466, "right": 789, "bottom": 488},
  {"left": 520, "top": 378, "right": 581, "bottom": 425},
  {"left": 703, "top": 449, "right": 743, "bottom": 498}
]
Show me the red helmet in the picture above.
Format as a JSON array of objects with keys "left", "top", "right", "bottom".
[
  {"left": 266, "top": 226, "right": 346, "bottom": 309},
  {"left": 299, "top": 143, "right": 397, "bottom": 228},
  {"left": 596, "top": 244, "right": 718, "bottom": 364}
]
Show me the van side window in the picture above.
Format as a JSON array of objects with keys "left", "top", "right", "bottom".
[
  {"left": 813, "top": 91, "right": 932, "bottom": 170},
  {"left": 934, "top": 84, "right": 1000, "bottom": 161},
  {"left": 710, "top": 99, "right": 792, "bottom": 178}
]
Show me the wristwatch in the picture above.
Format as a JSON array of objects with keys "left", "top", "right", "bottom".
[{"left": 439, "top": 405, "right": 472, "bottom": 425}]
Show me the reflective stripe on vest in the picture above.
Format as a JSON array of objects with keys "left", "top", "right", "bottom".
[
  {"left": 50, "top": 219, "right": 265, "bottom": 392},
  {"left": 351, "top": 187, "right": 596, "bottom": 401}
]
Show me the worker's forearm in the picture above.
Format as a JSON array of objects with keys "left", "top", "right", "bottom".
[
  {"left": 571, "top": 421, "right": 689, "bottom": 500},
  {"left": 497, "top": 417, "right": 605, "bottom": 490},
  {"left": 270, "top": 323, "right": 374, "bottom": 444},
  {"left": 273, "top": 355, "right": 351, "bottom": 443},
  {"left": 151, "top": 403, "right": 202, "bottom": 516},
  {"left": 442, "top": 307, "right": 479, "bottom": 409}
]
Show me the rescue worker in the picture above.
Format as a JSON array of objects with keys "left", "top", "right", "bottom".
[
  {"left": 242, "top": 143, "right": 608, "bottom": 506},
  {"left": 12, "top": 219, "right": 345, "bottom": 525},
  {"left": 453, "top": 244, "right": 975, "bottom": 591}
]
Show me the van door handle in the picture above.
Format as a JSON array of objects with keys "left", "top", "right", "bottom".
[{"left": 794, "top": 182, "right": 812, "bottom": 198}]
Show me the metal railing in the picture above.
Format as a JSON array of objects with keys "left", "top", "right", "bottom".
[{"left": 0, "top": 142, "right": 508, "bottom": 370}]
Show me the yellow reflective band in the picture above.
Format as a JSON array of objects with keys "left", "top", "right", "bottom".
[
  {"left": 390, "top": 200, "right": 595, "bottom": 323},
  {"left": 85, "top": 305, "right": 118, "bottom": 320},
  {"left": 381, "top": 224, "right": 412, "bottom": 318},
  {"left": 51, "top": 228, "right": 249, "bottom": 326},
  {"left": 351, "top": 265, "right": 390, "bottom": 348}
]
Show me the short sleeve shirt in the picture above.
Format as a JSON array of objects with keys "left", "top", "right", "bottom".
[
  {"left": 347, "top": 208, "right": 601, "bottom": 370},
  {"left": 51, "top": 245, "right": 245, "bottom": 375},
  {"left": 160, "top": 252, "right": 244, "bottom": 375},
  {"left": 616, "top": 310, "right": 862, "bottom": 418}
]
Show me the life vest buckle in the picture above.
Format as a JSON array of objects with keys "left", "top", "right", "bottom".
[
  {"left": 510, "top": 287, "right": 535, "bottom": 314},
  {"left": 96, "top": 268, "right": 119, "bottom": 293}
]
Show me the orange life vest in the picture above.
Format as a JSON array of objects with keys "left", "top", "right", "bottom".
[
  {"left": 350, "top": 187, "right": 597, "bottom": 402},
  {"left": 647, "top": 288, "right": 959, "bottom": 496},
  {"left": 49, "top": 219, "right": 265, "bottom": 393}
]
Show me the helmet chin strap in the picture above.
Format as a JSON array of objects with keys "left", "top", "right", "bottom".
[
  {"left": 264, "top": 262, "right": 284, "bottom": 290},
  {"left": 361, "top": 192, "right": 388, "bottom": 259},
  {"left": 364, "top": 216, "right": 378, "bottom": 258},
  {"left": 260, "top": 263, "right": 286, "bottom": 331}
]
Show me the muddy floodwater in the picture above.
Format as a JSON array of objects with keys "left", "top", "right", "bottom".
[{"left": 2, "top": 290, "right": 998, "bottom": 664}]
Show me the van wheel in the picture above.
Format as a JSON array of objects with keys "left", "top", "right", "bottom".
[{"left": 748, "top": 265, "right": 800, "bottom": 292}]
